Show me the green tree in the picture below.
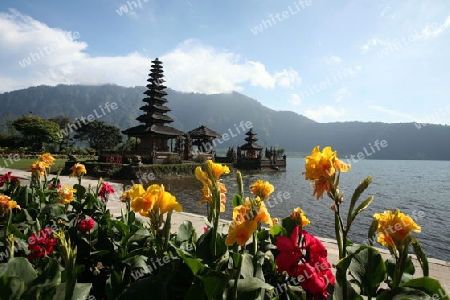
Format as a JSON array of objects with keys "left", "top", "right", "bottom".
[
  {"left": 74, "top": 120, "right": 122, "bottom": 155},
  {"left": 12, "top": 115, "right": 62, "bottom": 151},
  {"left": 48, "top": 115, "right": 73, "bottom": 150}
]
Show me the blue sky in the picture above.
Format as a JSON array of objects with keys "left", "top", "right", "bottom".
[{"left": 0, "top": 0, "right": 449, "bottom": 124}]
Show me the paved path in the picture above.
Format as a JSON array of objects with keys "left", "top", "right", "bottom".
[{"left": 3, "top": 168, "right": 450, "bottom": 287}]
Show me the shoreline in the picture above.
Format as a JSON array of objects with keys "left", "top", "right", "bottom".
[{"left": 2, "top": 167, "right": 450, "bottom": 284}]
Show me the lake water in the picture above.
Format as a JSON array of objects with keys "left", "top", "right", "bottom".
[{"left": 143, "top": 157, "right": 450, "bottom": 261}]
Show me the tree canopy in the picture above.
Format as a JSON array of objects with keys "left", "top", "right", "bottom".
[
  {"left": 12, "top": 115, "right": 62, "bottom": 151},
  {"left": 74, "top": 120, "right": 122, "bottom": 154}
]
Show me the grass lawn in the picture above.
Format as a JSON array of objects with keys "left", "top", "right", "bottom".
[{"left": 0, "top": 158, "right": 68, "bottom": 173}]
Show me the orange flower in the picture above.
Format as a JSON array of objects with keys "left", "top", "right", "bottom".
[
  {"left": 373, "top": 209, "right": 421, "bottom": 248},
  {"left": 250, "top": 180, "right": 274, "bottom": 200},
  {"left": 130, "top": 184, "right": 182, "bottom": 217},
  {"left": 254, "top": 200, "right": 273, "bottom": 227},
  {"left": 121, "top": 184, "right": 145, "bottom": 203},
  {"left": 30, "top": 160, "right": 47, "bottom": 178},
  {"left": 58, "top": 185, "right": 76, "bottom": 204},
  {"left": 304, "top": 146, "right": 351, "bottom": 181},
  {"left": 69, "top": 163, "right": 86, "bottom": 177},
  {"left": 38, "top": 153, "right": 55, "bottom": 167},
  {"left": 290, "top": 207, "right": 310, "bottom": 228},
  {"left": 225, "top": 220, "right": 257, "bottom": 246},
  {"left": 0, "top": 194, "right": 20, "bottom": 216},
  {"left": 312, "top": 178, "right": 330, "bottom": 199}
]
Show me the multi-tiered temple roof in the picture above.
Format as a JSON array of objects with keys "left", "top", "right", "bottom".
[{"left": 123, "top": 58, "right": 184, "bottom": 138}]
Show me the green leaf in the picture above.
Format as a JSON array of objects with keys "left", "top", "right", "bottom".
[
  {"left": 0, "top": 275, "right": 25, "bottom": 300},
  {"left": 350, "top": 196, "right": 374, "bottom": 225},
  {"left": 233, "top": 277, "right": 273, "bottom": 292},
  {"left": 376, "top": 287, "right": 430, "bottom": 300},
  {"left": 268, "top": 224, "right": 286, "bottom": 238},
  {"left": 411, "top": 237, "right": 429, "bottom": 277},
  {"left": 232, "top": 194, "right": 243, "bottom": 207},
  {"left": 346, "top": 176, "right": 372, "bottom": 230},
  {"left": 367, "top": 217, "right": 379, "bottom": 246},
  {"left": 177, "top": 221, "right": 194, "bottom": 243},
  {"left": 336, "top": 245, "right": 386, "bottom": 297},
  {"left": 73, "top": 184, "right": 86, "bottom": 200},
  {"left": 280, "top": 217, "right": 297, "bottom": 237},
  {"left": 402, "top": 277, "right": 448, "bottom": 297},
  {"left": 198, "top": 275, "right": 229, "bottom": 299},
  {"left": 0, "top": 257, "right": 37, "bottom": 285},
  {"left": 239, "top": 254, "right": 254, "bottom": 279}
]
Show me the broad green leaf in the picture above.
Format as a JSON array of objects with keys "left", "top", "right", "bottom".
[
  {"left": 376, "top": 287, "right": 429, "bottom": 300},
  {"left": 177, "top": 221, "right": 194, "bottom": 242},
  {"left": 0, "top": 275, "right": 25, "bottom": 300},
  {"left": 402, "top": 277, "right": 448, "bottom": 298},
  {"left": 268, "top": 224, "right": 286, "bottom": 238},
  {"left": 0, "top": 257, "right": 37, "bottom": 285},
  {"left": 336, "top": 245, "right": 386, "bottom": 297},
  {"left": 233, "top": 277, "right": 273, "bottom": 292}
]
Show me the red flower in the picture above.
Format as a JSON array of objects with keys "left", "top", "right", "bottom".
[
  {"left": 0, "top": 172, "right": 20, "bottom": 187},
  {"left": 79, "top": 217, "right": 95, "bottom": 233},
  {"left": 275, "top": 226, "right": 335, "bottom": 298},
  {"left": 275, "top": 225, "right": 304, "bottom": 276},
  {"left": 98, "top": 182, "right": 115, "bottom": 202},
  {"left": 28, "top": 228, "right": 57, "bottom": 261}
]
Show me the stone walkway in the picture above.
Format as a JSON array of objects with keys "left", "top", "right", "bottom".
[{"left": 3, "top": 168, "right": 450, "bottom": 286}]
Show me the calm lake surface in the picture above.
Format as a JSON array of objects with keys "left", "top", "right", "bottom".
[{"left": 137, "top": 157, "right": 450, "bottom": 261}]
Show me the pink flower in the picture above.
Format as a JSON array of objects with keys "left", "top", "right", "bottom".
[
  {"left": 79, "top": 217, "right": 95, "bottom": 233},
  {"left": 98, "top": 182, "right": 115, "bottom": 202}
]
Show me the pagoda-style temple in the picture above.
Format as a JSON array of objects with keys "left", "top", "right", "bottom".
[
  {"left": 235, "top": 128, "right": 286, "bottom": 170},
  {"left": 122, "top": 58, "right": 184, "bottom": 164},
  {"left": 186, "top": 125, "right": 220, "bottom": 157}
]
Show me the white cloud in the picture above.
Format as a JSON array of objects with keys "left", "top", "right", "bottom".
[
  {"left": 304, "top": 106, "right": 347, "bottom": 121},
  {"left": 369, "top": 105, "right": 415, "bottom": 121},
  {"left": 326, "top": 55, "right": 342, "bottom": 64},
  {"left": 360, "top": 38, "right": 388, "bottom": 54},
  {"left": 422, "top": 15, "right": 450, "bottom": 38},
  {"left": 0, "top": 10, "right": 283, "bottom": 94},
  {"left": 288, "top": 93, "right": 302, "bottom": 105},
  {"left": 273, "top": 68, "right": 301, "bottom": 88},
  {"left": 334, "top": 87, "right": 351, "bottom": 103}
]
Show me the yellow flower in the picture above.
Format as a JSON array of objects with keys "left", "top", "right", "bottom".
[
  {"left": 69, "top": 163, "right": 87, "bottom": 177},
  {"left": 0, "top": 195, "right": 21, "bottom": 216},
  {"left": 225, "top": 220, "right": 257, "bottom": 246},
  {"left": 30, "top": 160, "right": 47, "bottom": 178},
  {"left": 58, "top": 185, "right": 76, "bottom": 204},
  {"left": 290, "top": 207, "right": 310, "bottom": 228},
  {"left": 39, "top": 153, "right": 55, "bottom": 167},
  {"left": 198, "top": 182, "right": 227, "bottom": 212},
  {"left": 335, "top": 158, "right": 351, "bottom": 172},
  {"left": 130, "top": 184, "right": 182, "bottom": 216},
  {"left": 207, "top": 160, "right": 230, "bottom": 180},
  {"left": 304, "top": 146, "right": 337, "bottom": 180},
  {"left": 373, "top": 209, "right": 421, "bottom": 248},
  {"left": 121, "top": 184, "right": 145, "bottom": 203},
  {"left": 195, "top": 166, "right": 210, "bottom": 185},
  {"left": 254, "top": 200, "right": 273, "bottom": 226},
  {"left": 250, "top": 180, "right": 274, "bottom": 200},
  {"left": 155, "top": 185, "right": 182, "bottom": 215},
  {"left": 232, "top": 201, "right": 251, "bottom": 223}
]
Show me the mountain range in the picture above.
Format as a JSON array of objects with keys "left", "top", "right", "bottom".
[{"left": 1, "top": 84, "right": 449, "bottom": 160}]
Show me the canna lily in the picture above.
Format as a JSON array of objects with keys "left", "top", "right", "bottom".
[
  {"left": 69, "top": 163, "right": 87, "bottom": 177},
  {"left": 0, "top": 194, "right": 21, "bottom": 216},
  {"left": 38, "top": 153, "right": 55, "bottom": 167},
  {"left": 373, "top": 209, "right": 421, "bottom": 248},
  {"left": 207, "top": 160, "right": 230, "bottom": 180},
  {"left": 250, "top": 180, "right": 274, "bottom": 200},
  {"left": 30, "top": 160, "right": 47, "bottom": 178},
  {"left": 304, "top": 146, "right": 350, "bottom": 181},
  {"left": 58, "top": 184, "right": 76, "bottom": 204},
  {"left": 225, "top": 220, "right": 257, "bottom": 246},
  {"left": 290, "top": 207, "right": 310, "bottom": 228}
]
